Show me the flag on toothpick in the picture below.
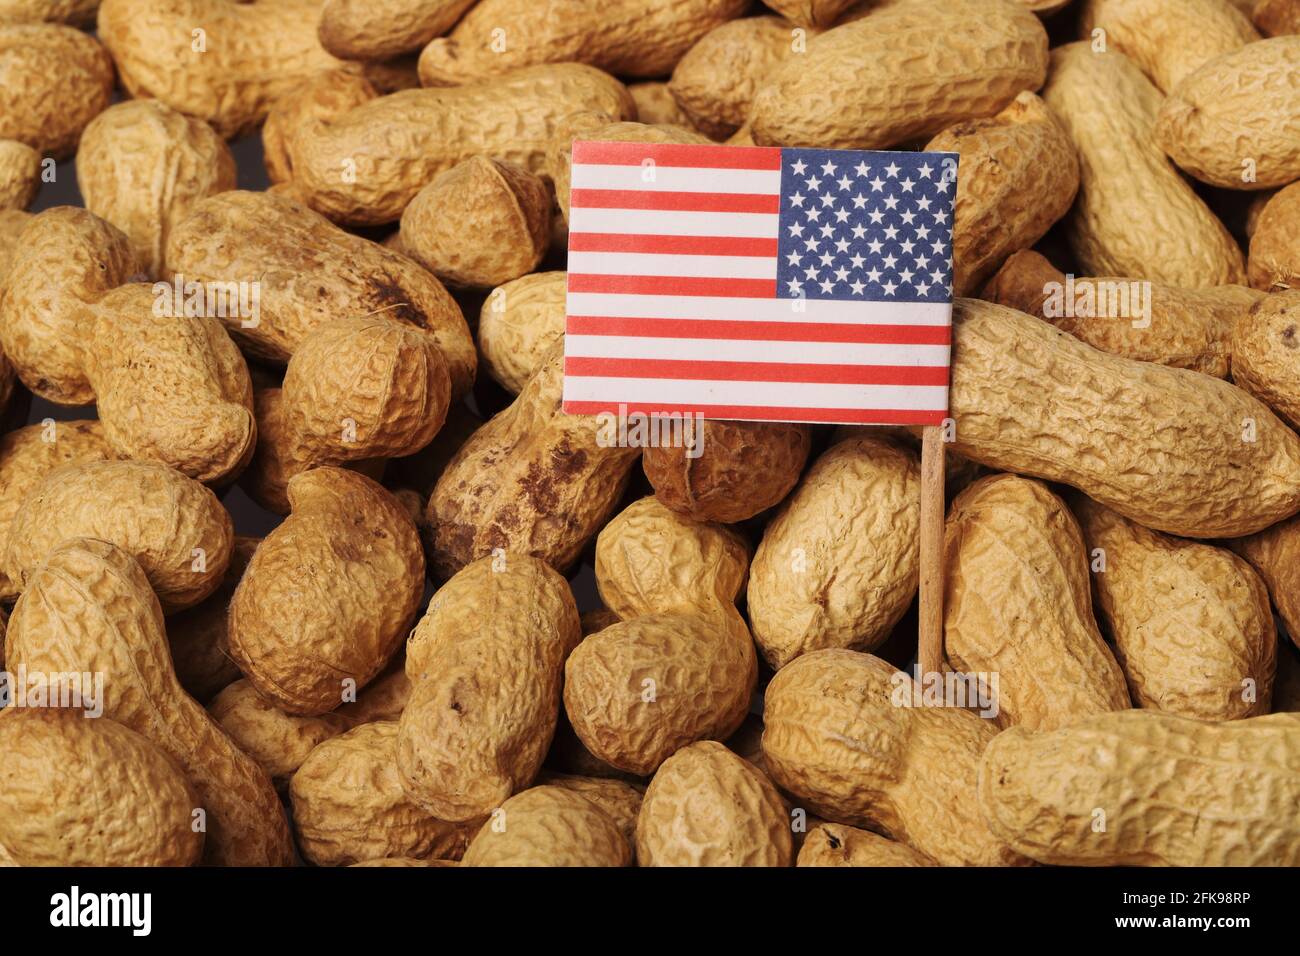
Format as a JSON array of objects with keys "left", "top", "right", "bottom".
[{"left": 562, "top": 141, "right": 958, "bottom": 426}]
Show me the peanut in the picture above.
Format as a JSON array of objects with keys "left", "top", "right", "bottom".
[
  {"left": 425, "top": 344, "right": 641, "bottom": 578},
  {"left": 1076, "top": 496, "right": 1275, "bottom": 720},
  {"left": 756, "top": 0, "right": 858, "bottom": 29},
  {"left": 318, "top": 0, "right": 477, "bottom": 60},
  {"left": 0, "top": 138, "right": 38, "bottom": 210},
  {"left": 0, "top": 207, "right": 31, "bottom": 280},
  {"left": 1248, "top": 179, "right": 1300, "bottom": 292},
  {"left": 5, "top": 538, "right": 294, "bottom": 866},
  {"left": 948, "top": 298, "right": 1300, "bottom": 538},
  {"left": 627, "top": 81, "right": 701, "bottom": 131},
  {"left": 762, "top": 649, "right": 1028, "bottom": 866},
  {"left": 416, "top": 0, "right": 749, "bottom": 86},
  {"left": 943, "top": 475, "right": 1130, "bottom": 729},
  {"left": 636, "top": 741, "right": 793, "bottom": 867},
  {"left": 750, "top": 0, "right": 1048, "bottom": 150},
  {"left": 291, "top": 722, "right": 474, "bottom": 866},
  {"left": 166, "top": 536, "right": 258, "bottom": 703},
  {"left": 796, "top": 823, "right": 937, "bottom": 867},
  {"left": 533, "top": 772, "right": 644, "bottom": 847},
  {"left": 0, "top": 708, "right": 204, "bottom": 867},
  {"left": 747, "top": 437, "right": 920, "bottom": 670},
  {"left": 0, "top": 23, "right": 113, "bottom": 157},
  {"left": 478, "top": 271, "right": 567, "bottom": 394},
  {"left": 564, "top": 496, "right": 757, "bottom": 775},
  {"left": 1042, "top": 42, "right": 1246, "bottom": 286},
  {"left": 397, "top": 554, "right": 581, "bottom": 822},
  {"left": 228, "top": 467, "right": 424, "bottom": 716},
  {"left": 1231, "top": 513, "right": 1300, "bottom": 651},
  {"left": 981, "top": 249, "right": 1264, "bottom": 377},
  {"left": 399, "top": 157, "right": 551, "bottom": 289},
  {"left": 4, "top": 459, "right": 232, "bottom": 611},
  {"left": 76, "top": 100, "right": 236, "bottom": 276},
  {"left": 978, "top": 711, "right": 1300, "bottom": 865},
  {"left": 285, "top": 63, "right": 635, "bottom": 225},
  {"left": 262, "top": 69, "right": 378, "bottom": 186},
  {"left": 460, "top": 786, "right": 632, "bottom": 867},
  {"left": 925, "top": 92, "right": 1080, "bottom": 296},
  {"left": 0, "top": 0, "right": 99, "bottom": 23},
  {"left": 1255, "top": 0, "right": 1300, "bottom": 34},
  {"left": 1232, "top": 292, "right": 1300, "bottom": 429}
]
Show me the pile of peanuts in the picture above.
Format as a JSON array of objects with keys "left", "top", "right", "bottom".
[{"left": 0, "top": 0, "right": 1297, "bottom": 868}]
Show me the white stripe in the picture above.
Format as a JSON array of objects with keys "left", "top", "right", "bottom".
[
  {"left": 566, "top": 292, "right": 952, "bottom": 326},
  {"left": 563, "top": 376, "right": 948, "bottom": 411},
  {"left": 571, "top": 163, "right": 782, "bottom": 195},
  {"left": 565, "top": 335, "right": 949, "bottom": 367},
  {"left": 568, "top": 207, "right": 779, "bottom": 238},
  {"left": 568, "top": 251, "right": 776, "bottom": 280}
]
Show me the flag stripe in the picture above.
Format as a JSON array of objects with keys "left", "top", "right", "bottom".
[
  {"left": 565, "top": 315, "right": 951, "bottom": 345},
  {"left": 567, "top": 233, "right": 780, "bottom": 257},
  {"left": 570, "top": 188, "right": 780, "bottom": 214},
  {"left": 563, "top": 401, "right": 947, "bottom": 426},
  {"left": 568, "top": 250, "right": 777, "bottom": 280},
  {"left": 566, "top": 292, "right": 951, "bottom": 325},
  {"left": 565, "top": 334, "right": 949, "bottom": 367},
  {"left": 569, "top": 163, "right": 782, "bottom": 195},
  {"left": 568, "top": 274, "right": 777, "bottom": 298},
  {"left": 568, "top": 207, "right": 780, "bottom": 238},
  {"left": 571, "top": 141, "right": 783, "bottom": 170},
  {"left": 565, "top": 356, "right": 949, "bottom": 386},
  {"left": 563, "top": 375, "right": 947, "bottom": 410}
]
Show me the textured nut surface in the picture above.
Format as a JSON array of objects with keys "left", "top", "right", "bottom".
[
  {"left": 4, "top": 459, "right": 233, "bottom": 611},
  {"left": 1156, "top": 37, "right": 1300, "bottom": 190},
  {"left": 758, "top": 0, "right": 859, "bottom": 27},
  {"left": 0, "top": 138, "right": 38, "bottom": 210},
  {"left": 87, "top": 284, "right": 257, "bottom": 485},
  {"left": 417, "top": 0, "right": 749, "bottom": 85},
  {"left": 1231, "top": 513, "right": 1300, "bottom": 652},
  {"left": 426, "top": 345, "right": 640, "bottom": 578},
  {"left": 397, "top": 555, "right": 581, "bottom": 822},
  {"left": 478, "top": 271, "right": 567, "bottom": 394},
  {"left": 533, "top": 771, "right": 644, "bottom": 846},
  {"left": 229, "top": 467, "right": 424, "bottom": 716},
  {"left": 1249, "top": 181, "right": 1300, "bottom": 292},
  {"left": 628, "top": 81, "right": 699, "bottom": 130},
  {"left": 0, "top": 708, "right": 204, "bottom": 867},
  {"left": 1043, "top": 42, "right": 1246, "bottom": 287},
  {"left": 164, "top": 191, "right": 475, "bottom": 397},
  {"left": 0, "top": 23, "right": 113, "bottom": 157},
  {"left": 1255, "top": 0, "right": 1300, "bottom": 35},
  {"left": 925, "top": 92, "right": 1080, "bottom": 296},
  {"left": 5, "top": 538, "right": 293, "bottom": 866},
  {"left": 748, "top": 437, "right": 920, "bottom": 670},
  {"left": 565, "top": 496, "right": 756, "bottom": 775},
  {"left": 982, "top": 249, "right": 1263, "bottom": 378},
  {"left": 944, "top": 475, "right": 1130, "bottom": 729},
  {"left": 750, "top": 0, "right": 1048, "bottom": 150},
  {"left": 460, "top": 785, "right": 632, "bottom": 867},
  {"left": 1077, "top": 496, "right": 1275, "bottom": 720},
  {"left": 280, "top": 315, "right": 450, "bottom": 463},
  {"left": 0, "top": 0, "right": 100, "bottom": 23},
  {"left": 979, "top": 711, "right": 1300, "bottom": 866},
  {"left": 262, "top": 69, "right": 378, "bottom": 185},
  {"left": 1081, "top": 0, "right": 1259, "bottom": 93},
  {"left": 643, "top": 419, "right": 811, "bottom": 525},
  {"left": 97, "top": 0, "right": 342, "bottom": 138},
  {"left": 318, "top": 0, "right": 477, "bottom": 60},
  {"left": 166, "top": 535, "right": 257, "bottom": 703},
  {"left": 1232, "top": 292, "right": 1300, "bottom": 430},
  {"left": 76, "top": 100, "right": 236, "bottom": 276},
  {"left": 796, "top": 822, "right": 937, "bottom": 868},
  {"left": 948, "top": 298, "right": 1300, "bottom": 538},
  {"left": 636, "top": 741, "right": 793, "bottom": 867},
  {"left": 0, "top": 206, "right": 137, "bottom": 405},
  {"left": 762, "top": 649, "right": 1027, "bottom": 866},
  {"left": 0, "top": 207, "right": 31, "bottom": 281},
  {"left": 400, "top": 157, "right": 551, "bottom": 289},
  {"left": 291, "top": 722, "right": 474, "bottom": 866},
  {"left": 286, "top": 63, "right": 635, "bottom": 225}
]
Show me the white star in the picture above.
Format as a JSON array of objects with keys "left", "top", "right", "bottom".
[
  {"left": 805, "top": 238, "right": 819, "bottom": 251},
  {"left": 820, "top": 279, "right": 835, "bottom": 294},
  {"left": 916, "top": 196, "right": 932, "bottom": 211},
  {"left": 915, "top": 281, "right": 930, "bottom": 295},
  {"left": 787, "top": 279, "right": 803, "bottom": 294},
  {"left": 850, "top": 252, "right": 865, "bottom": 268},
  {"left": 806, "top": 175, "right": 822, "bottom": 190},
  {"left": 851, "top": 193, "right": 867, "bottom": 209},
  {"left": 837, "top": 174, "right": 853, "bottom": 191},
  {"left": 884, "top": 162, "right": 901, "bottom": 178},
  {"left": 868, "top": 208, "right": 885, "bottom": 224},
  {"left": 790, "top": 193, "right": 806, "bottom": 207},
  {"left": 821, "top": 160, "right": 836, "bottom": 176},
  {"left": 935, "top": 179, "right": 951, "bottom": 192},
  {"left": 850, "top": 279, "right": 866, "bottom": 295},
  {"left": 915, "top": 225, "right": 931, "bottom": 240},
  {"left": 882, "top": 280, "right": 898, "bottom": 295},
  {"left": 884, "top": 225, "right": 899, "bottom": 240},
  {"left": 883, "top": 195, "right": 900, "bottom": 210},
  {"left": 851, "top": 223, "right": 867, "bottom": 239},
  {"left": 854, "top": 161, "right": 870, "bottom": 177},
  {"left": 899, "top": 268, "right": 915, "bottom": 283},
  {"left": 930, "top": 239, "right": 946, "bottom": 255},
  {"left": 834, "top": 266, "right": 849, "bottom": 282},
  {"left": 931, "top": 210, "right": 949, "bottom": 224},
  {"left": 791, "top": 159, "right": 807, "bottom": 175},
  {"left": 869, "top": 176, "right": 885, "bottom": 192},
  {"left": 819, "top": 223, "right": 835, "bottom": 238},
  {"left": 900, "top": 178, "right": 915, "bottom": 193},
  {"left": 820, "top": 193, "right": 836, "bottom": 208},
  {"left": 930, "top": 269, "right": 945, "bottom": 283},
  {"left": 866, "top": 267, "right": 882, "bottom": 283},
  {"left": 804, "top": 266, "right": 820, "bottom": 281},
  {"left": 867, "top": 239, "right": 883, "bottom": 254},
  {"left": 834, "top": 208, "right": 849, "bottom": 223},
  {"left": 900, "top": 210, "right": 916, "bottom": 225},
  {"left": 915, "top": 254, "right": 930, "bottom": 269},
  {"left": 918, "top": 163, "right": 933, "bottom": 179},
  {"left": 788, "top": 222, "right": 804, "bottom": 237},
  {"left": 900, "top": 239, "right": 915, "bottom": 254},
  {"left": 786, "top": 251, "right": 802, "bottom": 265},
  {"left": 835, "top": 237, "right": 850, "bottom": 253},
  {"left": 882, "top": 254, "right": 898, "bottom": 269},
  {"left": 807, "top": 207, "right": 822, "bottom": 221},
  {"left": 819, "top": 251, "right": 834, "bottom": 267}
]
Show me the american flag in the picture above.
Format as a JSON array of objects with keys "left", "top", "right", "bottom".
[{"left": 562, "top": 141, "right": 959, "bottom": 426}]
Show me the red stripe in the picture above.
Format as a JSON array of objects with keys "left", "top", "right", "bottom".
[
  {"left": 564, "top": 357, "right": 950, "bottom": 387},
  {"left": 565, "top": 315, "right": 950, "bottom": 345},
  {"left": 562, "top": 401, "right": 946, "bottom": 426},
  {"left": 567, "top": 275, "right": 776, "bottom": 298},
  {"left": 569, "top": 188, "right": 779, "bottom": 214},
  {"left": 572, "top": 140, "right": 782, "bottom": 170},
  {"left": 566, "top": 233, "right": 779, "bottom": 257}
]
